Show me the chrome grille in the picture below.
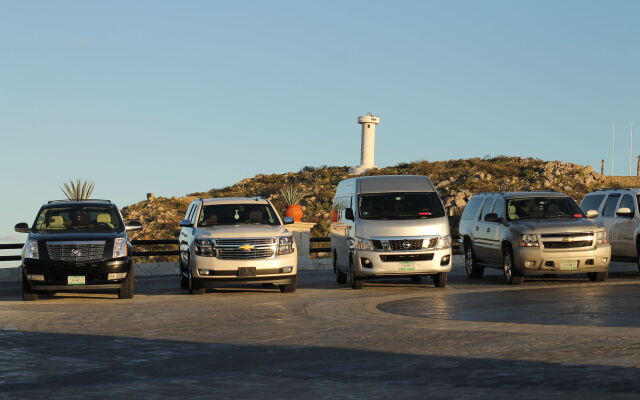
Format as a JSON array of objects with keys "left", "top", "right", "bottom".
[
  {"left": 214, "top": 237, "right": 276, "bottom": 260},
  {"left": 541, "top": 232, "right": 594, "bottom": 250},
  {"left": 47, "top": 241, "right": 106, "bottom": 262},
  {"left": 215, "top": 238, "right": 276, "bottom": 246},
  {"left": 217, "top": 248, "right": 275, "bottom": 259},
  {"left": 372, "top": 238, "right": 431, "bottom": 251},
  {"left": 543, "top": 241, "right": 593, "bottom": 249}
]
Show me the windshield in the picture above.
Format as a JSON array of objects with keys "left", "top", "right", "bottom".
[
  {"left": 198, "top": 204, "right": 280, "bottom": 226},
  {"left": 506, "top": 197, "right": 584, "bottom": 220},
  {"left": 358, "top": 192, "right": 445, "bottom": 220},
  {"left": 33, "top": 205, "right": 123, "bottom": 232}
]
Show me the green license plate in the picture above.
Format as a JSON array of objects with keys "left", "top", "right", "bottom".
[
  {"left": 399, "top": 262, "right": 415, "bottom": 271},
  {"left": 67, "top": 276, "right": 85, "bottom": 285},
  {"left": 560, "top": 260, "right": 578, "bottom": 270}
]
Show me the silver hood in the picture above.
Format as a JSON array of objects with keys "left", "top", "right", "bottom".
[
  {"left": 356, "top": 217, "right": 450, "bottom": 238},
  {"left": 195, "top": 224, "right": 291, "bottom": 239},
  {"left": 511, "top": 218, "right": 604, "bottom": 234}
]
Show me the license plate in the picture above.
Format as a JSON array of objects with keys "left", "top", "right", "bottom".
[
  {"left": 560, "top": 260, "right": 578, "bottom": 270},
  {"left": 67, "top": 276, "right": 85, "bottom": 285},
  {"left": 399, "top": 262, "right": 415, "bottom": 271},
  {"left": 237, "top": 267, "right": 257, "bottom": 277}
]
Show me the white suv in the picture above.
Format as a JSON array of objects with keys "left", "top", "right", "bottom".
[
  {"left": 580, "top": 188, "right": 640, "bottom": 271},
  {"left": 179, "top": 197, "right": 297, "bottom": 294}
]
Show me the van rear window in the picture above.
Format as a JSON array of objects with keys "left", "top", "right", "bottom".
[{"left": 358, "top": 192, "right": 444, "bottom": 220}]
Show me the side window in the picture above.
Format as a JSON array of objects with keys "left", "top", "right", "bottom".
[
  {"left": 619, "top": 194, "right": 636, "bottom": 215},
  {"left": 461, "top": 196, "right": 484, "bottom": 221},
  {"left": 480, "top": 198, "right": 496, "bottom": 221},
  {"left": 491, "top": 198, "right": 505, "bottom": 219},
  {"left": 580, "top": 194, "right": 605, "bottom": 213},
  {"left": 602, "top": 194, "right": 621, "bottom": 217}
]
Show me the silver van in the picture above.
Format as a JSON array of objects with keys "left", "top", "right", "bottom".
[{"left": 330, "top": 175, "right": 452, "bottom": 289}]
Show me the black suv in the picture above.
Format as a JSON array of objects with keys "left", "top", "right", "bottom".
[{"left": 14, "top": 200, "right": 142, "bottom": 301}]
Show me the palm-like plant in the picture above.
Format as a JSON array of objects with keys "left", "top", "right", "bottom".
[
  {"left": 60, "top": 179, "right": 95, "bottom": 201},
  {"left": 279, "top": 185, "right": 306, "bottom": 205}
]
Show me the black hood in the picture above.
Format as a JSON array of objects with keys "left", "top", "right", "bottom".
[{"left": 29, "top": 231, "right": 126, "bottom": 242}]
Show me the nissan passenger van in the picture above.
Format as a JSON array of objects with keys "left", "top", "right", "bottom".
[{"left": 330, "top": 175, "right": 452, "bottom": 289}]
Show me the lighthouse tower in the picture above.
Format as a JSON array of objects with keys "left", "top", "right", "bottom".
[{"left": 349, "top": 113, "right": 380, "bottom": 175}]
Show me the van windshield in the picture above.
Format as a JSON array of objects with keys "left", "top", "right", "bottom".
[
  {"left": 198, "top": 204, "right": 280, "bottom": 226},
  {"left": 33, "top": 205, "right": 123, "bottom": 232},
  {"left": 358, "top": 192, "right": 445, "bottom": 220},
  {"left": 506, "top": 197, "right": 584, "bottom": 220}
]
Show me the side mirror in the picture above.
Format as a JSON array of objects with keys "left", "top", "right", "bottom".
[
  {"left": 14, "top": 222, "right": 30, "bottom": 233},
  {"left": 180, "top": 219, "right": 194, "bottom": 228},
  {"left": 345, "top": 208, "right": 355, "bottom": 221},
  {"left": 484, "top": 213, "right": 500, "bottom": 223},
  {"left": 616, "top": 207, "right": 634, "bottom": 218},
  {"left": 283, "top": 216, "right": 294, "bottom": 225},
  {"left": 586, "top": 210, "right": 599, "bottom": 219},
  {"left": 125, "top": 220, "right": 143, "bottom": 231}
]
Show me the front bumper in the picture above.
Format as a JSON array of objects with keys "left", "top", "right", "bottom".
[
  {"left": 22, "top": 257, "right": 132, "bottom": 291},
  {"left": 352, "top": 248, "right": 452, "bottom": 278},
  {"left": 190, "top": 252, "right": 297, "bottom": 285},
  {"left": 514, "top": 244, "right": 611, "bottom": 275}
]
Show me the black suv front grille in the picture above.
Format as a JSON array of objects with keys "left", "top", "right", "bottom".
[{"left": 46, "top": 241, "right": 106, "bottom": 262}]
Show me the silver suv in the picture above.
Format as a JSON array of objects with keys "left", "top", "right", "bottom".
[
  {"left": 178, "top": 197, "right": 297, "bottom": 294},
  {"left": 580, "top": 188, "right": 640, "bottom": 271},
  {"left": 459, "top": 191, "right": 611, "bottom": 284}
]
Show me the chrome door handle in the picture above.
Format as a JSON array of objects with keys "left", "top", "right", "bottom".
[
  {"left": 475, "top": 226, "right": 479, "bottom": 231},
  {"left": 486, "top": 228, "right": 491, "bottom": 233}
]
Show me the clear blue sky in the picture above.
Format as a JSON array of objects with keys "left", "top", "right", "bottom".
[{"left": 1, "top": 0, "right": 639, "bottom": 249}]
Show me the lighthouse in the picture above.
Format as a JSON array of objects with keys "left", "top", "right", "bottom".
[{"left": 349, "top": 113, "right": 380, "bottom": 175}]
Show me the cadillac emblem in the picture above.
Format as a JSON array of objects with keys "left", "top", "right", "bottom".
[
  {"left": 402, "top": 241, "right": 412, "bottom": 249},
  {"left": 71, "top": 248, "right": 81, "bottom": 256}
]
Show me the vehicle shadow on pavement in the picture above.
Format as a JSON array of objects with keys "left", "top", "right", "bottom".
[{"left": 0, "top": 330, "right": 638, "bottom": 399}]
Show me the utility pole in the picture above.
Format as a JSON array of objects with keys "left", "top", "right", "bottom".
[
  {"left": 636, "top": 155, "right": 640, "bottom": 177},
  {"left": 601, "top": 159, "right": 605, "bottom": 175},
  {"left": 631, "top": 122, "right": 635, "bottom": 176},
  {"left": 612, "top": 121, "right": 615, "bottom": 176}
]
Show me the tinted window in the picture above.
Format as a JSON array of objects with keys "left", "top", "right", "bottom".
[
  {"left": 34, "top": 205, "right": 123, "bottom": 232},
  {"left": 619, "top": 194, "right": 636, "bottom": 214},
  {"left": 358, "top": 192, "right": 444, "bottom": 220},
  {"left": 480, "top": 198, "right": 496, "bottom": 220},
  {"left": 199, "top": 204, "right": 279, "bottom": 226},
  {"left": 602, "top": 194, "right": 621, "bottom": 217},
  {"left": 580, "top": 194, "right": 605, "bottom": 213},
  {"left": 461, "top": 196, "right": 484, "bottom": 221},
  {"left": 506, "top": 197, "right": 583, "bottom": 220}
]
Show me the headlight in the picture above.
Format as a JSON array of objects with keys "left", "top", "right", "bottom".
[
  {"left": 22, "top": 239, "right": 39, "bottom": 259},
  {"left": 113, "top": 238, "right": 128, "bottom": 258},
  {"left": 194, "top": 239, "right": 216, "bottom": 257},
  {"left": 354, "top": 237, "right": 374, "bottom": 250},
  {"left": 277, "top": 236, "right": 294, "bottom": 255},
  {"left": 436, "top": 235, "right": 452, "bottom": 249},
  {"left": 518, "top": 234, "right": 540, "bottom": 247},
  {"left": 595, "top": 231, "right": 608, "bottom": 245}
]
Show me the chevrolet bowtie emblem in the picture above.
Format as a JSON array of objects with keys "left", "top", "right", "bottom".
[
  {"left": 239, "top": 244, "right": 254, "bottom": 251},
  {"left": 562, "top": 237, "right": 573, "bottom": 242}
]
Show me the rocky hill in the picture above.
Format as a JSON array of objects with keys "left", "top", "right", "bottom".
[{"left": 121, "top": 156, "right": 617, "bottom": 245}]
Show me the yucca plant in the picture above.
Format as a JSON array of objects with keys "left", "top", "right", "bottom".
[
  {"left": 60, "top": 179, "right": 95, "bottom": 201},
  {"left": 279, "top": 185, "right": 306, "bottom": 205}
]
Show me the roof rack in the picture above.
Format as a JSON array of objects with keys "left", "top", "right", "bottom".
[
  {"left": 47, "top": 199, "right": 112, "bottom": 204},
  {"left": 593, "top": 188, "right": 639, "bottom": 192}
]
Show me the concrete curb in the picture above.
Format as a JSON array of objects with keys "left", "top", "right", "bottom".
[{"left": 0, "top": 258, "right": 333, "bottom": 283}]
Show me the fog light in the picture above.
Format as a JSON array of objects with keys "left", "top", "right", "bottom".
[
  {"left": 585, "top": 259, "right": 594, "bottom": 265},
  {"left": 280, "top": 266, "right": 293, "bottom": 273},
  {"left": 27, "top": 274, "right": 44, "bottom": 281},
  {"left": 524, "top": 261, "right": 536, "bottom": 268},
  {"left": 198, "top": 269, "right": 210, "bottom": 276},
  {"left": 361, "top": 257, "right": 372, "bottom": 268},
  {"left": 107, "top": 272, "right": 127, "bottom": 280},
  {"left": 601, "top": 257, "right": 608, "bottom": 264},
  {"left": 440, "top": 255, "right": 450, "bottom": 266}
]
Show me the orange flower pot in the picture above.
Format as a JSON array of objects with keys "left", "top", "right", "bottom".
[{"left": 284, "top": 205, "right": 303, "bottom": 222}]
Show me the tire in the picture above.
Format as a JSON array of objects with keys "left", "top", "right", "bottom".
[
  {"left": 503, "top": 247, "right": 524, "bottom": 285},
  {"left": 22, "top": 274, "right": 38, "bottom": 301},
  {"left": 180, "top": 274, "right": 189, "bottom": 289},
  {"left": 636, "top": 240, "right": 640, "bottom": 273},
  {"left": 588, "top": 271, "right": 608, "bottom": 282},
  {"left": 464, "top": 242, "right": 484, "bottom": 278},
  {"left": 279, "top": 277, "right": 297, "bottom": 293},
  {"left": 411, "top": 275, "right": 422, "bottom": 283},
  {"left": 117, "top": 269, "right": 135, "bottom": 299},
  {"left": 335, "top": 254, "right": 347, "bottom": 284},
  {"left": 350, "top": 257, "right": 363, "bottom": 290},
  {"left": 432, "top": 272, "right": 448, "bottom": 288},
  {"left": 189, "top": 287, "right": 205, "bottom": 295}
]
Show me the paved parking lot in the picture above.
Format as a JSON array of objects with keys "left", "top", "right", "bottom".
[{"left": 1, "top": 256, "right": 639, "bottom": 399}]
